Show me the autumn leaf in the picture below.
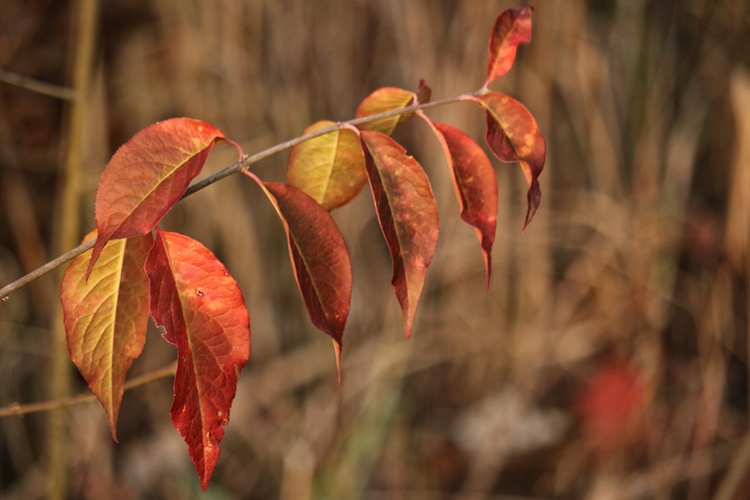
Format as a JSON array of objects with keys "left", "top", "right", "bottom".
[
  {"left": 60, "top": 230, "right": 152, "bottom": 440},
  {"left": 287, "top": 121, "right": 367, "bottom": 210},
  {"left": 145, "top": 229, "right": 250, "bottom": 490},
  {"left": 420, "top": 115, "right": 498, "bottom": 288},
  {"left": 244, "top": 173, "right": 352, "bottom": 379},
  {"left": 484, "top": 7, "right": 533, "bottom": 88},
  {"left": 89, "top": 118, "right": 242, "bottom": 277},
  {"left": 416, "top": 78, "right": 432, "bottom": 106},
  {"left": 360, "top": 130, "right": 439, "bottom": 337},
  {"left": 576, "top": 357, "right": 647, "bottom": 457},
  {"left": 356, "top": 87, "right": 418, "bottom": 135},
  {"left": 472, "top": 92, "right": 545, "bottom": 231}
]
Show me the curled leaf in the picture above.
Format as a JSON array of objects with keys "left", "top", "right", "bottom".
[
  {"left": 61, "top": 231, "right": 152, "bottom": 440},
  {"left": 473, "top": 92, "right": 545, "bottom": 230},
  {"left": 416, "top": 78, "right": 432, "bottom": 105},
  {"left": 145, "top": 229, "right": 250, "bottom": 490},
  {"left": 356, "top": 87, "right": 418, "bottom": 135},
  {"left": 287, "top": 121, "right": 367, "bottom": 210},
  {"left": 245, "top": 173, "right": 352, "bottom": 379},
  {"left": 484, "top": 7, "right": 533, "bottom": 88},
  {"left": 89, "top": 118, "right": 242, "bottom": 277},
  {"left": 420, "top": 116, "right": 498, "bottom": 288},
  {"left": 360, "top": 130, "right": 439, "bottom": 337}
]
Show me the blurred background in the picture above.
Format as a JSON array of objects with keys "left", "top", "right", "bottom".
[{"left": 1, "top": 0, "right": 749, "bottom": 498}]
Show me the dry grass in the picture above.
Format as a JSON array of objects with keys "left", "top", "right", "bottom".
[{"left": 1, "top": 0, "right": 749, "bottom": 498}]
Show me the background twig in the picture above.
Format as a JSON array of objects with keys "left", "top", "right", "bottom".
[
  {"left": 0, "top": 69, "right": 77, "bottom": 101},
  {"left": 46, "top": 1, "right": 99, "bottom": 498},
  {"left": 0, "top": 363, "right": 177, "bottom": 419}
]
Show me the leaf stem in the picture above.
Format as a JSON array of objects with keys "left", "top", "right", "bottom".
[{"left": 0, "top": 91, "right": 483, "bottom": 301}]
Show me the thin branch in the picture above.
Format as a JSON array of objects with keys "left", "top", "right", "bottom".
[
  {"left": 0, "top": 239, "right": 95, "bottom": 300},
  {"left": 0, "top": 69, "right": 78, "bottom": 101},
  {"left": 0, "top": 91, "right": 481, "bottom": 302},
  {"left": 183, "top": 94, "right": 475, "bottom": 197},
  {"left": 0, "top": 362, "right": 177, "bottom": 418}
]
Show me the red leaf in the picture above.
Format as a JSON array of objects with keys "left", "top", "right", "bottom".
[
  {"left": 89, "top": 118, "right": 241, "bottom": 277},
  {"left": 61, "top": 231, "right": 152, "bottom": 440},
  {"left": 360, "top": 130, "right": 439, "bottom": 337},
  {"left": 421, "top": 117, "right": 498, "bottom": 288},
  {"left": 356, "top": 87, "right": 418, "bottom": 135},
  {"left": 287, "top": 121, "right": 367, "bottom": 210},
  {"left": 484, "top": 7, "right": 533, "bottom": 87},
  {"left": 244, "top": 174, "right": 352, "bottom": 379},
  {"left": 473, "top": 92, "right": 545, "bottom": 231},
  {"left": 576, "top": 357, "right": 647, "bottom": 457},
  {"left": 145, "top": 229, "right": 250, "bottom": 490}
]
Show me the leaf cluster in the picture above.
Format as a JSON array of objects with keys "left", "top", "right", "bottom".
[{"left": 12, "top": 7, "right": 546, "bottom": 490}]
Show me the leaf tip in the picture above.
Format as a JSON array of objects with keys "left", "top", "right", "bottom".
[
  {"left": 416, "top": 79, "right": 432, "bottom": 104},
  {"left": 333, "top": 339, "right": 342, "bottom": 388},
  {"left": 403, "top": 316, "right": 413, "bottom": 339},
  {"left": 521, "top": 179, "right": 542, "bottom": 232},
  {"left": 484, "top": 255, "right": 493, "bottom": 292},
  {"left": 85, "top": 239, "right": 105, "bottom": 281},
  {"left": 108, "top": 422, "right": 120, "bottom": 443}
]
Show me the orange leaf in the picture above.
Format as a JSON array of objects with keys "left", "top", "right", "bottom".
[
  {"left": 421, "top": 116, "right": 498, "bottom": 288},
  {"left": 245, "top": 174, "right": 352, "bottom": 380},
  {"left": 360, "top": 130, "right": 439, "bottom": 337},
  {"left": 356, "top": 87, "right": 417, "bottom": 135},
  {"left": 287, "top": 121, "right": 367, "bottom": 210},
  {"left": 60, "top": 230, "right": 152, "bottom": 440},
  {"left": 145, "top": 229, "right": 250, "bottom": 490},
  {"left": 484, "top": 7, "right": 533, "bottom": 87},
  {"left": 473, "top": 92, "right": 545, "bottom": 231},
  {"left": 89, "top": 118, "right": 241, "bottom": 277}
]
